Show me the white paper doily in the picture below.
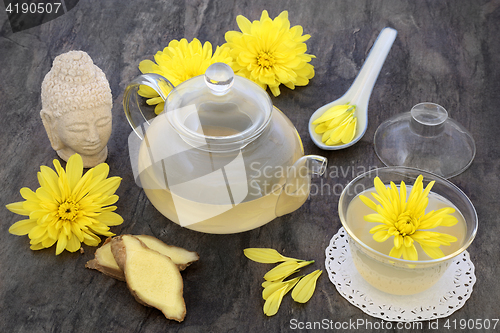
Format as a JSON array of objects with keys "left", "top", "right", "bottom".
[{"left": 325, "top": 227, "right": 476, "bottom": 322}]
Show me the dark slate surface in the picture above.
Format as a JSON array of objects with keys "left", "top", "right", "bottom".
[{"left": 1, "top": 1, "right": 499, "bottom": 332}]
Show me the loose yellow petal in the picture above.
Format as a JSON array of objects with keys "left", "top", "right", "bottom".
[
  {"left": 262, "top": 276, "right": 301, "bottom": 300},
  {"left": 262, "top": 278, "right": 283, "bottom": 289},
  {"left": 291, "top": 270, "right": 322, "bottom": 303},
  {"left": 244, "top": 248, "right": 297, "bottom": 264},
  {"left": 263, "top": 260, "right": 314, "bottom": 281},
  {"left": 263, "top": 286, "right": 287, "bottom": 316}
]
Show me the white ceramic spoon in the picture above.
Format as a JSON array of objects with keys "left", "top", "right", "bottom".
[{"left": 309, "top": 27, "right": 397, "bottom": 150}]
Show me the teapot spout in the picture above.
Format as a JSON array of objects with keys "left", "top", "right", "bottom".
[{"left": 275, "top": 155, "right": 327, "bottom": 217}]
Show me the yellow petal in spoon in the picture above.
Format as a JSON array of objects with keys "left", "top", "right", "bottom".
[
  {"left": 312, "top": 104, "right": 353, "bottom": 124},
  {"left": 327, "top": 109, "right": 354, "bottom": 129},
  {"left": 341, "top": 117, "right": 357, "bottom": 143},
  {"left": 326, "top": 116, "right": 354, "bottom": 145},
  {"left": 313, "top": 104, "right": 357, "bottom": 146},
  {"left": 315, "top": 122, "right": 330, "bottom": 134}
]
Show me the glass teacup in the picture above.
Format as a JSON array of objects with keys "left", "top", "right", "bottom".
[{"left": 338, "top": 167, "right": 477, "bottom": 295}]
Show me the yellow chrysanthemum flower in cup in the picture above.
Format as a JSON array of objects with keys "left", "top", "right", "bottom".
[
  {"left": 6, "top": 153, "right": 123, "bottom": 255},
  {"left": 223, "top": 10, "right": 315, "bottom": 97},
  {"left": 138, "top": 38, "right": 232, "bottom": 114},
  {"left": 360, "top": 175, "right": 458, "bottom": 261}
]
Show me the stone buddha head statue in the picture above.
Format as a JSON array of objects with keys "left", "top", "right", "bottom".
[{"left": 41, "top": 50, "right": 113, "bottom": 168}]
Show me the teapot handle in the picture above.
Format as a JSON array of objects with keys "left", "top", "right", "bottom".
[{"left": 123, "top": 73, "right": 174, "bottom": 140}]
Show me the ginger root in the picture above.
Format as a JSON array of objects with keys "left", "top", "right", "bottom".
[
  {"left": 135, "top": 235, "right": 199, "bottom": 271},
  {"left": 85, "top": 237, "right": 125, "bottom": 280},
  {"left": 86, "top": 235, "right": 199, "bottom": 280},
  {"left": 111, "top": 235, "right": 186, "bottom": 322}
]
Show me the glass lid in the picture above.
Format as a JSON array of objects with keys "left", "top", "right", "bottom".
[
  {"left": 164, "top": 63, "right": 273, "bottom": 152},
  {"left": 374, "top": 102, "right": 476, "bottom": 178}
]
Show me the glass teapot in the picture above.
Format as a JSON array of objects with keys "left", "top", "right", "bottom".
[{"left": 123, "top": 63, "right": 327, "bottom": 234}]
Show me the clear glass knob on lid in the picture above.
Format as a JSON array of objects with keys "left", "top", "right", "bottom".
[
  {"left": 204, "top": 62, "right": 234, "bottom": 95},
  {"left": 374, "top": 103, "right": 476, "bottom": 178}
]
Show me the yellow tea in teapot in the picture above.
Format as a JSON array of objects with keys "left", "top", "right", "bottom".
[
  {"left": 142, "top": 185, "right": 282, "bottom": 234},
  {"left": 135, "top": 107, "right": 313, "bottom": 234}
]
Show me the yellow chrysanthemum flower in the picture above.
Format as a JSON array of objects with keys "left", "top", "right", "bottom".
[
  {"left": 360, "top": 175, "right": 458, "bottom": 261},
  {"left": 6, "top": 154, "right": 123, "bottom": 255},
  {"left": 223, "top": 10, "right": 315, "bottom": 97},
  {"left": 138, "top": 38, "right": 232, "bottom": 114}
]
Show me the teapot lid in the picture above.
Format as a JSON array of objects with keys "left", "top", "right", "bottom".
[{"left": 164, "top": 63, "right": 273, "bottom": 152}]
